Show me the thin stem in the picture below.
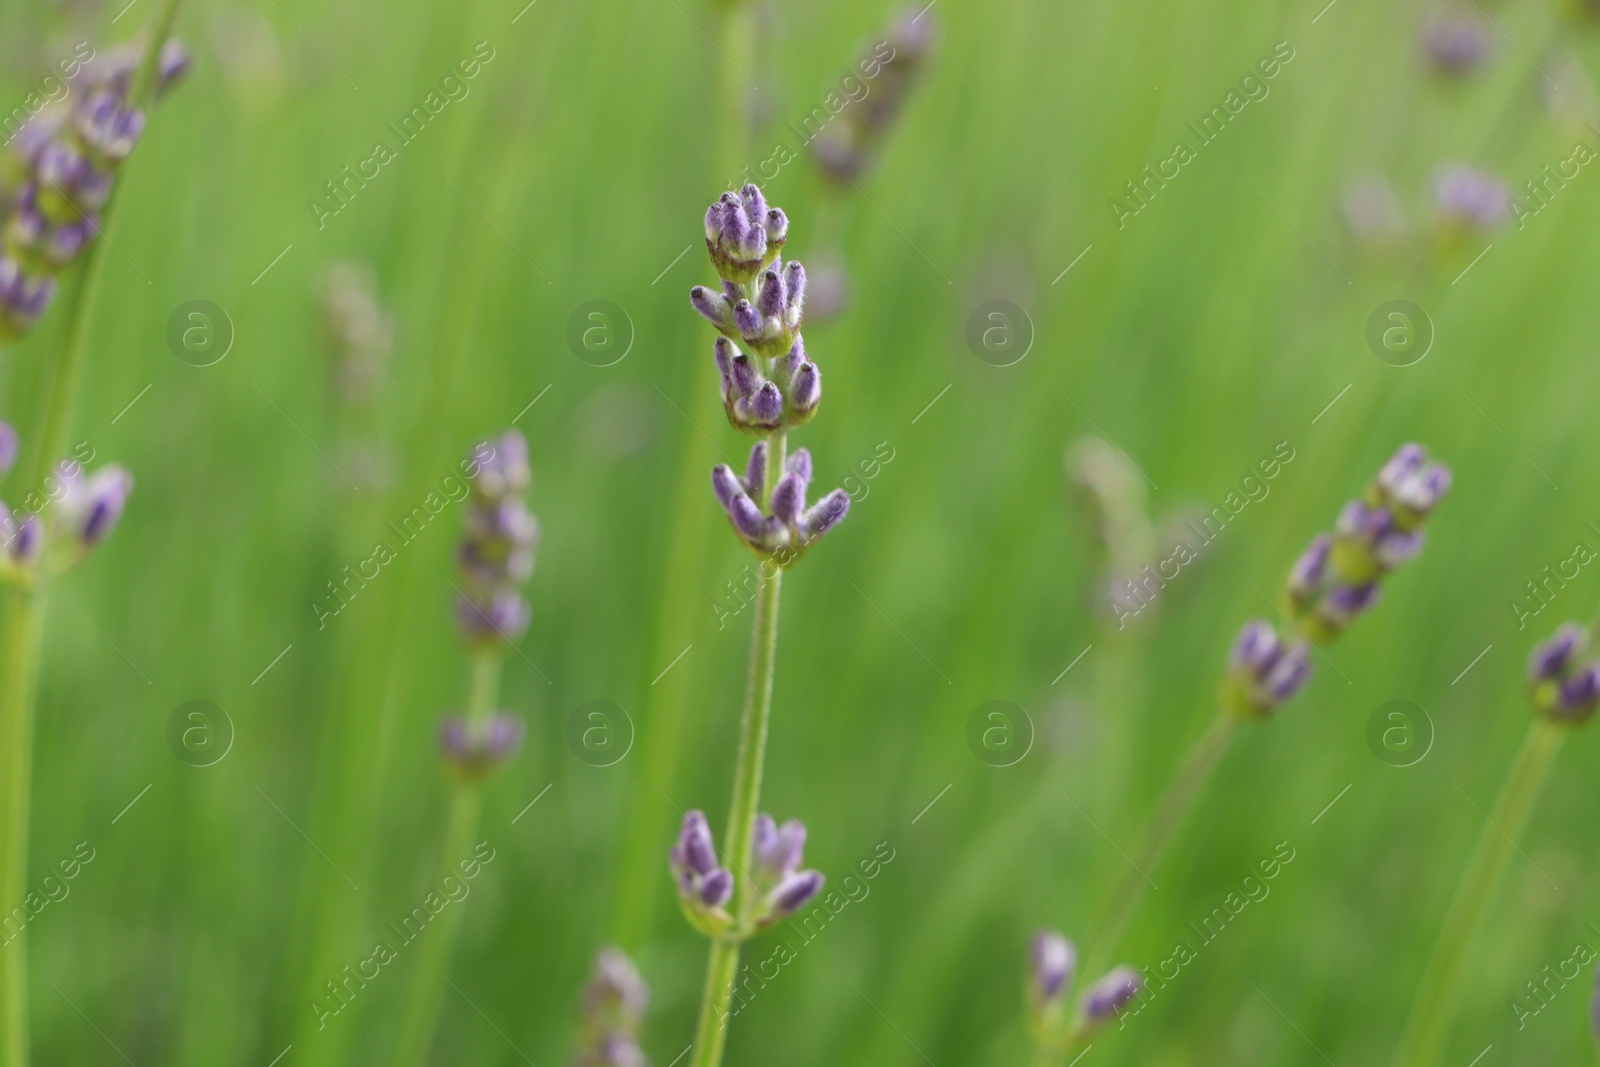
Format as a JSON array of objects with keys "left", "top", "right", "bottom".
[
  {"left": 390, "top": 650, "right": 501, "bottom": 1067},
  {"left": 1080, "top": 709, "right": 1242, "bottom": 984},
  {"left": 688, "top": 432, "right": 785, "bottom": 1067},
  {"left": 1392, "top": 717, "right": 1567, "bottom": 1067},
  {"left": 0, "top": 8, "right": 183, "bottom": 1065}
]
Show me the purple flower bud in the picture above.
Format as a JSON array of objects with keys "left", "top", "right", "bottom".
[
  {"left": 1529, "top": 623, "right": 1586, "bottom": 683},
  {"left": 692, "top": 285, "right": 734, "bottom": 332},
  {"left": 437, "top": 712, "right": 524, "bottom": 778},
  {"left": 711, "top": 464, "right": 744, "bottom": 510},
  {"left": 769, "top": 869, "right": 825, "bottom": 915},
  {"left": 1262, "top": 642, "right": 1314, "bottom": 703},
  {"left": 1422, "top": 12, "right": 1489, "bottom": 75},
  {"left": 1287, "top": 534, "right": 1331, "bottom": 604},
  {"left": 765, "top": 208, "right": 788, "bottom": 244},
  {"left": 740, "top": 183, "right": 768, "bottom": 225},
  {"left": 698, "top": 867, "right": 734, "bottom": 908},
  {"left": 729, "top": 352, "right": 760, "bottom": 398},
  {"left": 785, "top": 447, "right": 813, "bottom": 488},
  {"left": 9, "top": 516, "right": 40, "bottom": 564},
  {"left": 791, "top": 363, "right": 820, "bottom": 415},
  {"left": 1229, "top": 620, "right": 1282, "bottom": 676},
  {"left": 157, "top": 40, "right": 193, "bottom": 95},
  {"left": 733, "top": 299, "right": 762, "bottom": 338},
  {"left": 455, "top": 589, "right": 531, "bottom": 643},
  {"left": 745, "top": 441, "right": 768, "bottom": 499},
  {"left": 1434, "top": 164, "right": 1509, "bottom": 229},
  {"left": 801, "top": 489, "right": 850, "bottom": 540},
  {"left": 728, "top": 494, "right": 776, "bottom": 543},
  {"left": 583, "top": 947, "right": 649, "bottom": 1030},
  {"left": 769, "top": 471, "right": 805, "bottom": 523},
  {"left": 471, "top": 430, "right": 531, "bottom": 500},
  {"left": 0, "top": 423, "right": 17, "bottom": 477},
  {"left": 673, "top": 811, "right": 718, "bottom": 876},
  {"left": 757, "top": 268, "right": 786, "bottom": 318},
  {"left": 1320, "top": 582, "right": 1381, "bottom": 628},
  {"left": 1556, "top": 665, "right": 1600, "bottom": 720},
  {"left": 1030, "top": 930, "right": 1076, "bottom": 1003},
  {"left": 751, "top": 383, "right": 783, "bottom": 426},
  {"left": 77, "top": 466, "right": 133, "bottom": 547},
  {"left": 1082, "top": 966, "right": 1141, "bottom": 1025},
  {"left": 783, "top": 260, "right": 806, "bottom": 314},
  {"left": 76, "top": 90, "right": 145, "bottom": 164}
]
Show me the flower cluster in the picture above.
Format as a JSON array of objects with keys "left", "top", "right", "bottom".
[
  {"left": 1222, "top": 621, "right": 1314, "bottom": 718},
  {"left": 436, "top": 713, "right": 524, "bottom": 781},
  {"left": 711, "top": 442, "right": 849, "bottom": 561},
  {"left": 0, "top": 421, "right": 133, "bottom": 583},
  {"left": 0, "top": 40, "right": 190, "bottom": 340},
  {"left": 669, "top": 810, "right": 824, "bottom": 939},
  {"left": 690, "top": 184, "right": 850, "bottom": 560},
  {"left": 1287, "top": 443, "right": 1451, "bottom": 642},
  {"left": 1027, "top": 930, "right": 1142, "bottom": 1044},
  {"left": 812, "top": 8, "right": 937, "bottom": 183},
  {"left": 571, "top": 947, "right": 649, "bottom": 1067},
  {"left": 1526, "top": 622, "right": 1600, "bottom": 724},
  {"left": 456, "top": 430, "right": 539, "bottom": 646}
]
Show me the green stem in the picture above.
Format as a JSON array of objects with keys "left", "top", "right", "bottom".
[
  {"left": 688, "top": 432, "right": 785, "bottom": 1067},
  {"left": 390, "top": 650, "right": 501, "bottom": 1067},
  {"left": 1392, "top": 717, "right": 1567, "bottom": 1067},
  {"left": 0, "top": 9, "right": 183, "bottom": 1064},
  {"left": 1080, "top": 709, "right": 1241, "bottom": 985}
]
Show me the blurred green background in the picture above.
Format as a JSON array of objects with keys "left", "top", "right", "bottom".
[{"left": 3, "top": 0, "right": 1600, "bottom": 1064}]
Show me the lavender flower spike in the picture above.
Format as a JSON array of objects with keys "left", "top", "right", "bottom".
[
  {"left": 1527, "top": 622, "right": 1600, "bottom": 724},
  {"left": 1080, "top": 966, "right": 1142, "bottom": 1030},
  {"left": 670, "top": 811, "right": 736, "bottom": 937},
  {"left": 1222, "top": 620, "right": 1313, "bottom": 718},
  {"left": 437, "top": 712, "right": 525, "bottom": 781},
  {"left": 1290, "top": 443, "right": 1450, "bottom": 642},
  {"left": 457, "top": 430, "right": 539, "bottom": 646},
  {"left": 710, "top": 444, "right": 850, "bottom": 562},
  {"left": 572, "top": 946, "right": 650, "bottom": 1067}
]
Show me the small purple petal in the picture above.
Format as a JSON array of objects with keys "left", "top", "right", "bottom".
[
  {"left": 770, "top": 472, "right": 805, "bottom": 524},
  {"left": 770, "top": 869, "right": 824, "bottom": 914},
  {"left": 698, "top": 867, "right": 734, "bottom": 908},
  {"left": 1083, "top": 966, "right": 1142, "bottom": 1023},
  {"left": 1030, "top": 930, "right": 1076, "bottom": 1002}
]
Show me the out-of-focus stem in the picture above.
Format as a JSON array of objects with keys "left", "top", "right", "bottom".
[
  {"left": 688, "top": 431, "right": 784, "bottom": 1067},
  {"left": 389, "top": 650, "right": 501, "bottom": 1067},
  {"left": 1392, "top": 717, "right": 1566, "bottom": 1067},
  {"left": 1080, "top": 709, "right": 1241, "bottom": 984},
  {"left": 0, "top": 7, "right": 183, "bottom": 1064}
]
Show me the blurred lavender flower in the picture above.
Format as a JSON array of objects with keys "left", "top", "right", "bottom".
[
  {"left": 1421, "top": 12, "right": 1490, "bottom": 75},
  {"left": 748, "top": 812, "right": 825, "bottom": 928},
  {"left": 812, "top": 9, "right": 937, "bottom": 183},
  {"left": 1222, "top": 620, "right": 1314, "bottom": 717},
  {"left": 0, "top": 37, "right": 192, "bottom": 341},
  {"left": 1067, "top": 436, "right": 1159, "bottom": 623},
  {"left": 712, "top": 442, "right": 849, "bottom": 560},
  {"left": 55, "top": 461, "right": 134, "bottom": 553},
  {"left": 457, "top": 430, "right": 539, "bottom": 646},
  {"left": 318, "top": 261, "right": 395, "bottom": 408},
  {"left": 1286, "top": 442, "right": 1450, "bottom": 642},
  {"left": 670, "top": 810, "right": 736, "bottom": 937},
  {"left": 1080, "top": 966, "right": 1142, "bottom": 1030},
  {"left": 1026, "top": 929, "right": 1076, "bottom": 1035},
  {"left": 1434, "top": 163, "right": 1510, "bottom": 232},
  {"left": 1527, "top": 622, "right": 1600, "bottom": 723},
  {"left": 1340, "top": 174, "right": 1407, "bottom": 249},
  {"left": 437, "top": 711, "right": 524, "bottom": 781},
  {"left": 572, "top": 947, "right": 649, "bottom": 1067}
]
